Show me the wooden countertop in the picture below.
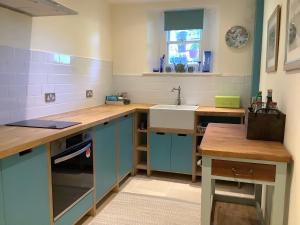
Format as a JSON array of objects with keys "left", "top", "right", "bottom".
[
  {"left": 0, "top": 104, "right": 152, "bottom": 159},
  {"left": 200, "top": 123, "right": 292, "bottom": 163},
  {"left": 196, "top": 107, "right": 245, "bottom": 117}
]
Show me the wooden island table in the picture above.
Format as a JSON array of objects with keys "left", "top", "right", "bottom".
[{"left": 200, "top": 123, "right": 292, "bottom": 225}]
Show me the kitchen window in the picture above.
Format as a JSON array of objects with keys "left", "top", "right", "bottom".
[
  {"left": 164, "top": 9, "right": 204, "bottom": 66},
  {"left": 166, "top": 29, "right": 202, "bottom": 65}
]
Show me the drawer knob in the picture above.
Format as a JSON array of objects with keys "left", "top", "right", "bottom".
[{"left": 231, "top": 168, "right": 254, "bottom": 177}]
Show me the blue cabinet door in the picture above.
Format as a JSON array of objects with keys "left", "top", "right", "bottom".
[
  {"left": 1, "top": 145, "right": 51, "bottom": 225},
  {"left": 54, "top": 192, "right": 93, "bottom": 225},
  {"left": 150, "top": 132, "right": 172, "bottom": 171},
  {"left": 95, "top": 121, "right": 117, "bottom": 201},
  {"left": 0, "top": 163, "right": 5, "bottom": 225},
  {"left": 171, "top": 134, "right": 193, "bottom": 174},
  {"left": 119, "top": 115, "right": 133, "bottom": 178}
]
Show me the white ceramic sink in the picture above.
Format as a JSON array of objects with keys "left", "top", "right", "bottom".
[{"left": 150, "top": 105, "right": 198, "bottom": 130}]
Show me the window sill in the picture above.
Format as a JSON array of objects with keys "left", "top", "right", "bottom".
[{"left": 142, "top": 72, "right": 222, "bottom": 77}]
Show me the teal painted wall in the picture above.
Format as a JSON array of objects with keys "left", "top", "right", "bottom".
[{"left": 251, "top": 0, "right": 264, "bottom": 96}]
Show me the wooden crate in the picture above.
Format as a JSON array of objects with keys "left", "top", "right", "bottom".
[{"left": 246, "top": 109, "right": 286, "bottom": 142}]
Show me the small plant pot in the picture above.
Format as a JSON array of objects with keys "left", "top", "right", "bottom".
[
  {"left": 165, "top": 66, "right": 172, "bottom": 72},
  {"left": 175, "top": 64, "right": 186, "bottom": 73},
  {"left": 188, "top": 66, "right": 195, "bottom": 73}
]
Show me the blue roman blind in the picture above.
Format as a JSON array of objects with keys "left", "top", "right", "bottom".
[{"left": 164, "top": 9, "right": 204, "bottom": 31}]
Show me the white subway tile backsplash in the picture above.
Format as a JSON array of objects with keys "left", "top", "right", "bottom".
[
  {"left": 113, "top": 74, "right": 251, "bottom": 107},
  {"left": 8, "top": 85, "right": 27, "bottom": 97},
  {"left": 47, "top": 74, "right": 74, "bottom": 84},
  {"left": 0, "top": 111, "right": 10, "bottom": 124},
  {"left": 27, "top": 85, "right": 42, "bottom": 96},
  {"left": 0, "top": 45, "right": 251, "bottom": 125},
  {"left": 0, "top": 86, "right": 9, "bottom": 98},
  {"left": 0, "top": 45, "right": 113, "bottom": 124}
]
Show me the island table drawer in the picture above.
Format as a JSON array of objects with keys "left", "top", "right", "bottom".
[{"left": 212, "top": 160, "right": 276, "bottom": 182}]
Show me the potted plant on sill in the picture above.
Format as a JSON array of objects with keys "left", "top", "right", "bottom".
[{"left": 171, "top": 55, "right": 188, "bottom": 73}]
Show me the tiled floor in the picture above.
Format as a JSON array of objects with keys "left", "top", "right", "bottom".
[{"left": 77, "top": 174, "right": 255, "bottom": 225}]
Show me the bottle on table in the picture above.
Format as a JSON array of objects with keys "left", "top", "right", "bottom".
[{"left": 266, "top": 89, "right": 273, "bottom": 110}]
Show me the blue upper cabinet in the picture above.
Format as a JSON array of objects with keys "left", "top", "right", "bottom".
[
  {"left": 95, "top": 121, "right": 117, "bottom": 202},
  {"left": 1, "top": 145, "right": 51, "bottom": 225},
  {"left": 150, "top": 132, "right": 172, "bottom": 171},
  {"left": 0, "top": 163, "right": 5, "bottom": 225},
  {"left": 119, "top": 115, "right": 134, "bottom": 178},
  {"left": 171, "top": 134, "right": 193, "bottom": 174}
]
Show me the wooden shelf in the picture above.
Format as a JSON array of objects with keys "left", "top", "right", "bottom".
[
  {"left": 136, "top": 145, "right": 147, "bottom": 151},
  {"left": 137, "top": 129, "right": 148, "bottom": 133},
  {"left": 136, "top": 162, "right": 147, "bottom": 170}
]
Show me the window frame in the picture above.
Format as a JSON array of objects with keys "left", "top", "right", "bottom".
[{"left": 166, "top": 29, "right": 203, "bottom": 66}]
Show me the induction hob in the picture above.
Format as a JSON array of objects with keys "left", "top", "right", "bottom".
[{"left": 6, "top": 119, "right": 81, "bottom": 129}]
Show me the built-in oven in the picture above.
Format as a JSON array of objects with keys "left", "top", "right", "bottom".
[{"left": 50, "top": 131, "right": 94, "bottom": 221}]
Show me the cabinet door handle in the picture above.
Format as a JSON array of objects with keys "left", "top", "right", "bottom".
[
  {"left": 104, "top": 122, "right": 109, "bottom": 125},
  {"left": 124, "top": 115, "right": 128, "bottom": 118},
  {"left": 19, "top": 149, "right": 32, "bottom": 157},
  {"left": 177, "top": 134, "right": 187, "bottom": 136},
  {"left": 156, "top": 132, "right": 165, "bottom": 135}
]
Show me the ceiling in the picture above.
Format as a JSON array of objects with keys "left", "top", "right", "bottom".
[{"left": 108, "top": 0, "right": 181, "bottom": 4}]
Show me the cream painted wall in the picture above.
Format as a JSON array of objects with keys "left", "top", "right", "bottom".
[
  {"left": 260, "top": 1, "right": 299, "bottom": 225},
  {"left": 0, "top": 7, "right": 32, "bottom": 48},
  {"left": 112, "top": 0, "right": 256, "bottom": 75},
  {"left": 30, "top": 0, "right": 112, "bottom": 61}
]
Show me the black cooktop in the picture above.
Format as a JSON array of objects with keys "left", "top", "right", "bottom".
[{"left": 7, "top": 119, "right": 81, "bottom": 129}]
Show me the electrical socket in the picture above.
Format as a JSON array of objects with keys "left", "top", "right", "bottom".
[
  {"left": 45, "top": 93, "right": 56, "bottom": 103},
  {"left": 86, "top": 90, "right": 93, "bottom": 98}
]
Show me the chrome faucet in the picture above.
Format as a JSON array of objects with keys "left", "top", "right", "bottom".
[{"left": 171, "top": 86, "right": 181, "bottom": 105}]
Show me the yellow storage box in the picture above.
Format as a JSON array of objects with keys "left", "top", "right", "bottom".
[{"left": 215, "top": 96, "right": 240, "bottom": 108}]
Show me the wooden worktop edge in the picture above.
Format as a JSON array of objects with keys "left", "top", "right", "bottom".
[
  {"left": 200, "top": 148, "right": 292, "bottom": 163},
  {"left": 0, "top": 107, "right": 149, "bottom": 159}
]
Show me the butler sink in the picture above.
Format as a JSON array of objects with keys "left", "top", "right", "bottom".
[{"left": 150, "top": 105, "right": 198, "bottom": 130}]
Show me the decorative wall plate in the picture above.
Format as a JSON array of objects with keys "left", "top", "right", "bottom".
[{"left": 225, "top": 26, "right": 249, "bottom": 48}]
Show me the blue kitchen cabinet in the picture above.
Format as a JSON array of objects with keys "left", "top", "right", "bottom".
[
  {"left": 0, "top": 163, "right": 5, "bottom": 225},
  {"left": 95, "top": 121, "right": 117, "bottom": 202},
  {"left": 150, "top": 132, "right": 172, "bottom": 171},
  {"left": 54, "top": 192, "right": 93, "bottom": 225},
  {"left": 1, "top": 145, "right": 51, "bottom": 225},
  {"left": 119, "top": 114, "right": 134, "bottom": 178},
  {"left": 171, "top": 134, "right": 193, "bottom": 174}
]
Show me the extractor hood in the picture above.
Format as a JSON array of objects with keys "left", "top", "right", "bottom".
[{"left": 0, "top": 0, "right": 78, "bottom": 17}]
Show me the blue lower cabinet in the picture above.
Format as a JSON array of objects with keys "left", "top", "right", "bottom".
[
  {"left": 119, "top": 115, "right": 133, "bottom": 178},
  {"left": 95, "top": 121, "right": 117, "bottom": 201},
  {"left": 171, "top": 134, "right": 193, "bottom": 174},
  {"left": 55, "top": 192, "right": 93, "bottom": 225},
  {"left": 150, "top": 132, "right": 172, "bottom": 171},
  {"left": 0, "top": 164, "right": 5, "bottom": 225},
  {"left": 1, "top": 145, "right": 51, "bottom": 225}
]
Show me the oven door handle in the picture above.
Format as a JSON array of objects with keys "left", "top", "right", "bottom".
[{"left": 54, "top": 143, "right": 91, "bottom": 165}]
